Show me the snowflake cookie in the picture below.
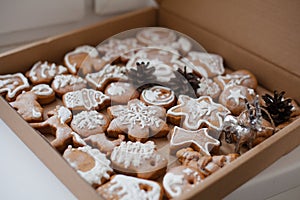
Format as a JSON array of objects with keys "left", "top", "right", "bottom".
[
  {"left": 71, "top": 110, "right": 110, "bottom": 138},
  {"left": 110, "top": 141, "right": 168, "bottom": 179},
  {"left": 97, "top": 174, "right": 163, "bottom": 200},
  {"left": 167, "top": 95, "right": 230, "bottom": 131},
  {"left": 63, "top": 145, "right": 113, "bottom": 188},
  {"left": 107, "top": 99, "right": 170, "bottom": 142}
]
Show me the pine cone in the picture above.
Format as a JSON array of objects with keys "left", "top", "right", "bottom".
[
  {"left": 127, "top": 61, "right": 158, "bottom": 92},
  {"left": 163, "top": 67, "right": 197, "bottom": 98},
  {"left": 262, "top": 91, "right": 293, "bottom": 126},
  {"left": 177, "top": 66, "right": 201, "bottom": 92},
  {"left": 176, "top": 147, "right": 239, "bottom": 177}
]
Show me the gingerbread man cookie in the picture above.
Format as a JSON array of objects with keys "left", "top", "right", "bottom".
[
  {"left": 64, "top": 45, "right": 101, "bottom": 75},
  {"left": 167, "top": 95, "right": 230, "bottom": 131},
  {"left": 140, "top": 86, "right": 176, "bottom": 109},
  {"left": 30, "top": 106, "right": 75, "bottom": 152},
  {"left": 62, "top": 88, "right": 110, "bottom": 111},
  {"left": 110, "top": 141, "right": 168, "bottom": 179},
  {"left": 163, "top": 165, "right": 204, "bottom": 199},
  {"left": 184, "top": 51, "right": 225, "bottom": 78},
  {"left": 84, "top": 134, "right": 125, "bottom": 156},
  {"left": 10, "top": 91, "right": 43, "bottom": 122},
  {"left": 26, "top": 61, "right": 68, "bottom": 84},
  {"left": 96, "top": 174, "right": 163, "bottom": 200},
  {"left": 107, "top": 99, "right": 169, "bottom": 142},
  {"left": 86, "top": 64, "right": 128, "bottom": 91},
  {"left": 63, "top": 145, "right": 113, "bottom": 187},
  {"left": 0, "top": 73, "right": 30, "bottom": 101},
  {"left": 71, "top": 110, "right": 110, "bottom": 138},
  {"left": 51, "top": 74, "right": 87, "bottom": 97},
  {"left": 31, "top": 84, "right": 55, "bottom": 105},
  {"left": 104, "top": 82, "right": 139, "bottom": 105},
  {"left": 170, "top": 126, "right": 220, "bottom": 155}
]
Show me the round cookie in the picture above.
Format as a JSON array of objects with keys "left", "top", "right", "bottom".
[
  {"left": 71, "top": 110, "right": 110, "bottom": 138},
  {"left": 63, "top": 145, "right": 113, "bottom": 188},
  {"left": 136, "top": 27, "right": 177, "bottom": 46},
  {"left": 163, "top": 166, "right": 204, "bottom": 199},
  {"left": 110, "top": 141, "right": 168, "bottom": 180},
  {"left": 104, "top": 82, "right": 139, "bottom": 105},
  {"left": 140, "top": 85, "right": 176, "bottom": 109},
  {"left": 196, "top": 77, "right": 221, "bottom": 100},
  {"left": 214, "top": 69, "right": 258, "bottom": 90},
  {"left": 31, "top": 84, "right": 55, "bottom": 105},
  {"left": 219, "top": 85, "right": 256, "bottom": 116},
  {"left": 51, "top": 74, "right": 87, "bottom": 97}
]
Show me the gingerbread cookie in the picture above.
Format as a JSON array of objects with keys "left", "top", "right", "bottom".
[
  {"left": 64, "top": 45, "right": 101, "bottom": 75},
  {"left": 163, "top": 166, "right": 204, "bottom": 199},
  {"left": 196, "top": 77, "right": 221, "bottom": 100},
  {"left": 170, "top": 126, "right": 220, "bottom": 155},
  {"left": 26, "top": 61, "right": 68, "bottom": 84},
  {"left": 0, "top": 73, "right": 30, "bottom": 101},
  {"left": 219, "top": 85, "right": 256, "bottom": 115},
  {"left": 214, "top": 69, "right": 258, "bottom": 90},
  {"left": 30, "top": 106, "right": 75, "bottom": 153},
  {"left": 62, "top": 88, "right": 110, "bottom": 111},
  {"left": 170, "top": 36, "right": 192, "bottom": 55},
  {"left": 140, "top": 86, "right": 176, "bottom": 109},
  {"left": 51, "top": 74, "right": 87, "bottom": 97},
  {"left": 31, "top": 84, "right": 55, "bottom": 105},
  {"left": 176, "top": 147, "right": 239, "bottom": 177},
  {"left": 10, "top": 91, "right": 43, "bottom": 122},
  {"left": 184, "top": 51, "right": 225, "bottom": 78},
  {"left": 107, "top": 99, "right": 169, "bottom": 142},
  {"left": 86, "top": 64, "right": 128, "bottom": 91},
  {"left": 63, "top": 145, "right": 113, "bottom": 187},
  {"left": 84, "top": 134, "right": 125, "bottom": 156},
  {"left": 110, "top": 141, "right": 167, "bottom": 179},
  {"left": 167, "top": 95, "right": 230, "bottom": 131},
  {"left": 137, "top": 27, "right": 176, "bottom": 46},
  {"left": 104, "top": 82, "right": 139, "bottom": 105},
  {"left": 71, "top": 110, "right": 110, "bottom": 138},
  {"left": 96, "top": 174, "right": 163, "bottom": 200}
]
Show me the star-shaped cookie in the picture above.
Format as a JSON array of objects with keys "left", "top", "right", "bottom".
[
  {"left": 167, "top": 95, "right": 230, "bottom": 130},
  {"left": 170, "top": 126, "right": 220, "bottom": 155},
  {"left": 107, "top": 99, "right": 170, "bottom": 142}
]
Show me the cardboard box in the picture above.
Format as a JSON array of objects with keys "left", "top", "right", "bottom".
[{"left": 0, "top": 1, "right": 299, "bottom": 199}]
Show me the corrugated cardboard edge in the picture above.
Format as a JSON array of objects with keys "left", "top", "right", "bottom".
[
  {"left": 0, "top": 7, "right": 157, "bottom": 200},
  {"left": 0, "top": 7, "right": 158, "bottom": 74},
  {"left": 159, "top": 6, "right": 300, "bottom": 103}
]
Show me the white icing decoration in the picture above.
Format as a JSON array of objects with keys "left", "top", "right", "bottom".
[
  {"left": 142, "top": 86, "right": 175, "bottom": 106},
  {"left": 107, "top": 83, "right": 126, "bottom": 96},
  {"left": 216, "top": 74, "right": 251, "bottom": 89},
  {"left": 65, "top": 146, "right": 112, "bottom": 185},
  {"left": 227, "top": 88, "right": 246, "bottom": 105},
  {"left": 29, "top": 61, "right": 67, "bottom": 81},
  {"left": 170, "top": 126, "right": 220, "bottom": 156},
  {"left": 52, "top": 74, "right": 87, "bottom": 89},
  {"left": 72, "top": 111, "right": 106, "bottom": 130},
  {"left": 64, "top": 45, "right": 99, "bottom": 74},
  {"left": 85, "top": 64, "right": 128, "bottom": 90},
  {"left": 111, "top": 141, "right": 160, "bottom": 168},
  {"left": 63, "top": 88, "right": 110, "bottom": 110},
  {"left": 70, "top": 132, "right": 86, "bottom": 146},
  {"left": 0, "top": 73, "right": 30, "bottom": 98},
  {"left": 57, "top": 106, "right": 72, "bottom": 124},
  {"left": 152, "top": 63, "right": 176, "bottom": 82},
  {"left": 167, "top": 95, "right": 230, "bottom": 130},
  {"left": 32, "top": 108, "right": 42, "bottom": 118},
  {"left": 197, "top": 78, "right": 220, "bottom": 97},
  {"left": 107, "top": 175, "right": 161, "bottom": 200},
  {"left": 163, "top": 173, "right": 184, "bottom": 198},
  {"left": 115, "top": 100, "right": 161, "bottom": 129},
  {"left": 137, "top": 27, "right": 176, "bottom": 45},
  {"left": 31, "top": 84, "right": 53, "bottom": 96}
]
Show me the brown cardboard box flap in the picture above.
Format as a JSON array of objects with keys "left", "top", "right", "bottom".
[{"left": 160, "top": 0, "right": 300, "bottom": 77}]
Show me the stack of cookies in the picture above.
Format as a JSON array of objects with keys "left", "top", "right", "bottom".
[{"left": 1, "top": 27, "right": 299, "bottom": 200}]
